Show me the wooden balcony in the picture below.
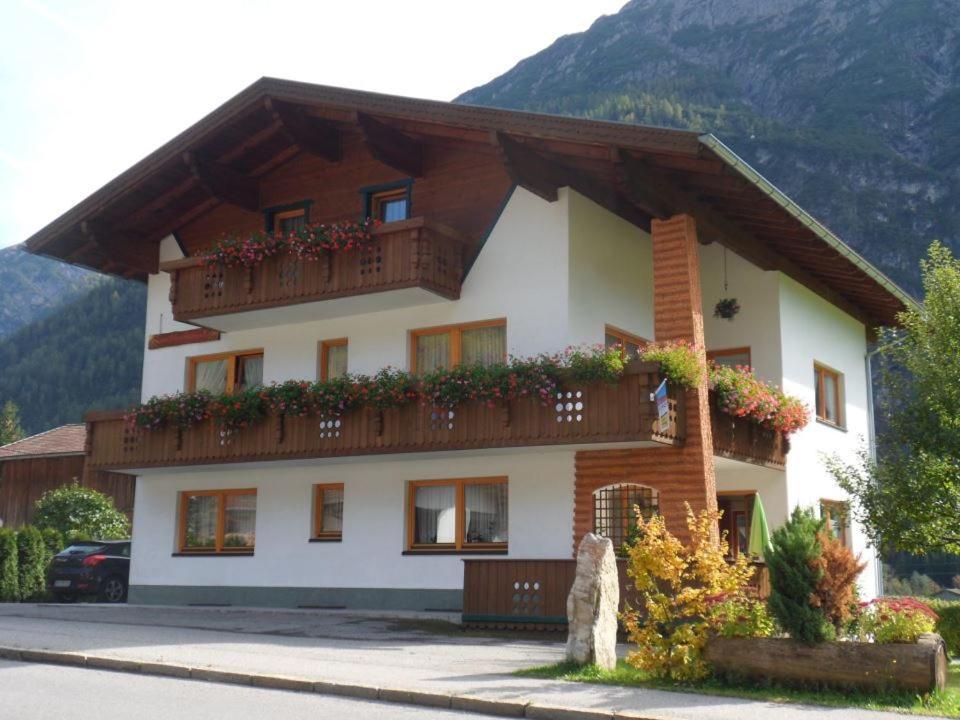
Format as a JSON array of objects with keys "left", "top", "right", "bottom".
[
  {"left": 162, "top": 218, "right": 467, "bottom": 331},
  {"left": 84, "top": 364, "right": 684, "bottom": 472},
  {"left": 709, "top": 390, "right": 789, "bottom": 469},
  {"left": 462, "top": 558, "right": 769, "bottom": 629}
]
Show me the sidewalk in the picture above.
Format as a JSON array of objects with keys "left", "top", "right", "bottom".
[{"left": 0, "top": 604, "right": 921, "bottom": 720}]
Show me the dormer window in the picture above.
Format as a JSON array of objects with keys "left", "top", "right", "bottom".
[{"left": 363, "top": 182, "right": 411, "bottom": 223}]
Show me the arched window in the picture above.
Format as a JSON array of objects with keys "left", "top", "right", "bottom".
[{"left": 593, "top": 483, "right": 659, "bottom": 549}]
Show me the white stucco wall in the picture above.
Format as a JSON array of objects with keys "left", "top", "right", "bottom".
[
  {"left": 778, "top": 275, "right": 878, "bottom": 597},
  {"left": 699, "top": 242, "right": 782, "bottom": 384},
  {"left": 130, "top": 450, "right": 575, "bottom": 590},
  {"left": 568, "top": 191, "right": 654, "bottom": 346}
]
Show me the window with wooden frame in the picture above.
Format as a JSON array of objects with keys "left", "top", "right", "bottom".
[
  {"left": 264, "top": 201, "right": 311, "bottom": 235},
  {"left": 410, "top": 319, "right": 506, "bottom": 374},
  {"left": 318, "top": 339, "right": 348, "bottom": 381},
  {"left": 178, "top": 489, "right": 257, "bottom": 554},
  {"left": 364, "top": 182, "right": 411, "bottom": 224},
  {"left": 406, "top": 477, "right": 508, "bottom": 552},
  {"left": 707, "top": 347, "right": 752, "bottom": 370},
  {"left": 821, "top": 500, "right": 850, "bottom": 548},
  {"left": 717, "top": 492, "right": 755, "bottom": 558},
  {"left": 313, "top": 483, "right": 344, "bottom": 541},
  {"left": 188, "top": 349, "right": 264, "bottom": 395},
  {"left": 604, "top": 325, "right": 648, "bottom": 360},
  {"left": 814, "top": 363, "right": 844, "bottom": 427},
  {"left": 592, "top": 483, "right": 658, "bottom": 551}
]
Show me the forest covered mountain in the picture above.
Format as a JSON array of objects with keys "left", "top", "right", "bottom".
[
  {"left": 458, "top": 0, "right": 960, "bottom": 295},
  {"left": 0, "top": 245, "right": 101, "bottom": 338},
  {"left": 0, "top": 277, "right": 145, "bottom": 435}
]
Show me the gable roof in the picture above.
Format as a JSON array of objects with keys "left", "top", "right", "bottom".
[
  {"left": 0, "top": 425, "right": 86, "bottom": 460},
  {"left": 24, "top": 77, "right": 915, "bottom": 327}
]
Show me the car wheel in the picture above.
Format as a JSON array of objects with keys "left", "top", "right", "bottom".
[
  {"left": 99, "top": 576, "right": 127, "bottom": 604},
  {"left": 52, "top": 592, "right": 76, "bottom": 603}
]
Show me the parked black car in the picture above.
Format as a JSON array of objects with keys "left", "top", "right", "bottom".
[{"left": 46, "top": 541, "right": 130, "bottom": 603}]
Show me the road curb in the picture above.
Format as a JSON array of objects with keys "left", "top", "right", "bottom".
[{"left": 0, "top": 646, "right": 665, "bottom": 720}]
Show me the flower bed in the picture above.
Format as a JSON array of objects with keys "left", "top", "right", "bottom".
[{"left": 203, "top": 218, "right": 381, "bottom": 269}]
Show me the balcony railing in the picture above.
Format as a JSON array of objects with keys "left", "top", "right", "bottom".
[
  {"left": 462, "top": 558, "right": 769, "bottom": 629},
  {"left": 84, "top": 364, "right": 684, "bottom": 472},
  {"left": 709, "top": 390, "right": 789, "bottom": 469},
  {"left": 161, "top": 217, "right": 467, "bottom": 325}
]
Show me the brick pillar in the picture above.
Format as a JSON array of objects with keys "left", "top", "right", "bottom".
[{"left": 573, "top": 214, "right": 717, "bottom": 551}]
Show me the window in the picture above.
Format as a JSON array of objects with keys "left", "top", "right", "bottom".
[
  {"left": 717, "top": 493, "right": 755, "bottom": 558},
  {"left": 273, "top": 208, "right": 306, "bottom": 234},
  {"left": 708, "top": 347, "right": 752, "bottom": 370},
  {"left": 319, "top": 339, "right": 348, "bottom": 381},
  {"left": 188, "top": 350, "right": 264, "bottom": 394},
  {"left": 821, "top": 500, "right": 850, "bottom": 548},
  {"left": 410, "top": 319, "right": 506, "bottom": 373},
  {"left": 814, "top": 363, "right": 843, "bottom": 427},
  {"left": 178, "top": 489, "right": 257, "bottom": 554},
  {"left": 313, "top": 484, "right": 344, "bottom": 540},
  {"left": 406, "top": 477, "right": 508, "bottom": 552},
  {"left": 264, "top": 201, "right": 311, "bottom": 234},
  {"left": 365, "top": 183, "right": 411, "bottom": 223},
  {"left": 593, "top": 483, "right": 659, "bottom": 551},
  {"left": 604, "top": 325, "right": 648, "bottom": 360}
]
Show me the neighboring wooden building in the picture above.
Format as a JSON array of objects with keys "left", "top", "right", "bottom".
[
  {"left": 24, "top": 78, "right": 914, "bottom": 613},
  {"left": 0, "top": 425, "right": 134, "bottom": 529}
]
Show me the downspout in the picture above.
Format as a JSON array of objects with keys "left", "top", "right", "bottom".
[{"left": 865, "top": 346, "right": 882, "bottom": 598}]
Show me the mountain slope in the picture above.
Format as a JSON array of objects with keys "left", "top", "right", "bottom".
[
  {"left": 0, "top": 245, "right": 101, "bottom": 338},
  {"left": 0, "top": 278, "right": 146, "bottom": 434},
  {"left": 458, "top": 0, "right": 960, "bottom": 295}
]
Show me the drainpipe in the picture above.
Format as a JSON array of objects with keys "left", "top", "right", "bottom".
[{"left": 865, "top": 346, "right": 882, "bottom": 598}]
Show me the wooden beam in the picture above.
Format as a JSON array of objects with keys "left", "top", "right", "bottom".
[
  {"left": 356, "top": 112, "right": 422, "bottom": 177},
  {"left": 79, "top": 220, "right": 158, "bottom": 275},
  {"left": 493, "top": 132, "right": 559, "bottom": 202},
  {"left": 616, "top": 151, "right": 877, "bottom": 326},
  {"left": 182, "top": 152, "right": 259, "bottom": 211},
  {"left": 266, "top": 98, "right": 341, "bottom": 162}
]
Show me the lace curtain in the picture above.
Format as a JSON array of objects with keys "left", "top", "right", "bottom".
[
  {"left": 464, "top": 483, "right": 508, "bottom": 544},
  {"left": 326, "top": 345, "right": 348, "bottom": 380},
  {"left": 184, "top": 495, "right": 217, "bottom": 548},
  {"left": 194, "top": 359, "right": 227, "bottom": 394},
  {"left": 461, "top": 326, "right": 506, "bottom": 366},
  {"left": 224, "top": 494, "right": 256, "bottom": 548},
  {"left": 238, "top": 355, "right": 263, "bottom": 391},
  {"left": 413, "top": 485, "right": 456, "bottom": 544},
  {"left": 416, "top": 333, "right": 450, "bottom": 374},
  {"left": 321, "top": 488, "right": 343, "bottom": 532}
]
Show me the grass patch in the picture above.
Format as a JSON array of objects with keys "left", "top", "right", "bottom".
[{"left": 515, "top": 660, "right": 960, "bottom": 718}]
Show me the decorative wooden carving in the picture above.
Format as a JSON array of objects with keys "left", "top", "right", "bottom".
[
  {"left": 266, "top": 98, "right": 341, "bottom": 162},
  {"left": 356, "top": 112, "right": 422, "bottom": 177},
  {"left": 183, "top": 151, "right": 259, "bottom": 212}
]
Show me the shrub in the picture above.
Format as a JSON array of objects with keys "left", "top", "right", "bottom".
[
  {"left": 40, "top": 527, "right": 64, "bottom": 559},
  {"left": 709, "top": 595, "right": 776, "bottom": 638},
  {"left": 622, "top": 505, "right": 755, "bottom": 681},
  {"left": 639, "top": 340, "right": 703, "bottom": 390},
  {"left": 34, "top": 483, "right": 130, "bottom": 540},
  {"left": 16, "top": 526, "right": 46, "bottom": 601},
  {"left": 859, "top": 598, "right": 938, "bottom": 643},
  {"left": 811, "top": 530, "right": 866, "bottom": 633},
  {"left": 0, "top": 528, "right": 19, "bottom": 602},
  {"left": 927, "top": 599, "right": 960, "bottom": 654},
  {"left": 766, "top": 507, "right": 834, "bottom": 644}
]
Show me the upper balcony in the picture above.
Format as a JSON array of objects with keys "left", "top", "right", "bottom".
[
  {"left": 162, "top": 218, "right": 467, "bottom": 332},
  {"left": 84, "top": 364, "right": 685, "bottom": 473},
  {"left": 709, "top": 391, "right": 788, "bottom": 469}
]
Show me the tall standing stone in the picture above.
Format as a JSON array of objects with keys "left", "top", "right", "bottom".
[{"left": 566, "top": 533, "right": 619, "bottom": 669}]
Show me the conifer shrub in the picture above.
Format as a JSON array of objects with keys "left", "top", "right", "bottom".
[
  {"left": 927, "top": 599, "right": 960, "bottom": 655},
  {"left": 811, "top": 530, "right": 866, "bottom": 633},
  {"left": 16, "top": 525, "right": 46, "bottom": 601},
  {"left": 766, "top": 507, "right": 834, "bottom": 644},
  {"left": 0, "top": 528, "right": 19, "bottom": 602},
  {"left": 40, "top": 527, "right": 64, "bottom": 559}
]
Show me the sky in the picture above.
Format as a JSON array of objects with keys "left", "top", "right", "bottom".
[{"left": 0, "top": 0, "right": 626, "bottom": 250}]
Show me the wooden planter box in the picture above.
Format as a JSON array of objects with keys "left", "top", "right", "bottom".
[{"left": 704, "top": 634, "right": 948, "bottom": 694}]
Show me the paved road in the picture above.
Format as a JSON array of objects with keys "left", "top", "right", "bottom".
[{"left": 0, "top": 659, "right": 487, "bottom": 720}]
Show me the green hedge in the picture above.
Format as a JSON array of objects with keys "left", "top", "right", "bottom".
[
  {"left": 925, "top": 598, "right": 960, "bottom": 656},
  {"left": 40, "top": 527, "right": 63, "bottom": 559},
  {"left": 0, "top": 529, "right": 19, "bottom": 602},
  {"left": 16, "top": 526, "right": 46, "bottom": 601}
]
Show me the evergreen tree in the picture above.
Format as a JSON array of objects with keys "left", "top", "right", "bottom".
[
  {"left": 16, "top": 526, "right": 46, "bottom": 601},
  {"left": 0, "top": 529, "right": 19, "bottom": 602},
  {"left": 766, "top": 507, "right": 833, "bottom": 644},
  {"left": 0, "top": 401, "right": 23, "bottom": 445}
]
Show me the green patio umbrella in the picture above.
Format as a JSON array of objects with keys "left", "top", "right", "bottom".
[{"left": 748, "top": 493, "right": 772, "bottom": 560}]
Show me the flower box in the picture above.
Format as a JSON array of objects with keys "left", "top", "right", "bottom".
[{"left": 704, "top": 633, "right": 948, "bottom": 693}]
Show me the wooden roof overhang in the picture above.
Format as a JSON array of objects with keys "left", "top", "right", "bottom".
[{"left": 24, "top": 77, "right": 915, "bottom": 328}]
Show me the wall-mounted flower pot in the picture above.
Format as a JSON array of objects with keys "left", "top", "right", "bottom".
[{"left": 704, "top": 633, "right": 947, "bottom": 693}]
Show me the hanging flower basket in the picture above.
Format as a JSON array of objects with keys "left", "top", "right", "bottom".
[{"left": 714, "top": 298, "right": 741, "bottom": 320}]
